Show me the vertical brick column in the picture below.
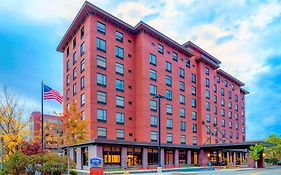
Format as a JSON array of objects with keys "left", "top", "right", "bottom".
[
  {"left": 174, "top": 150, "right": 179, "bottom": 167},
  {"left": 76, "top": 147, "right": 82, "bottom": 170},
  {"left": 142, "top": 148, "right": 148, "bottom": 169},
  {"left": 121, "top": 147, "right": 128, "bottom": 169},
  {"left": 198, "top": 149, "right": 208, "bottom": 166},
  {"left": 161, "top": 149, "right": 165, "bottom": 167},
  {"left": 240, "top": 152, "right": 243, "bottom": 164},
  {"left": 233, "top": 152, "right": 236, "bottom": 165},
  {"left": 70, "top": 147, "right": 74, "bottom": 160},
  {"left": 187, "top": 150, "right": 192, "bottom": 165},
  {"left": 226, "top": 151, "right": 230, "bottom": 166}
]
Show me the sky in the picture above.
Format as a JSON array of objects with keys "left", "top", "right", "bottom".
[{"left": 0, "top": 0, "right": 280, "bottom": 140}]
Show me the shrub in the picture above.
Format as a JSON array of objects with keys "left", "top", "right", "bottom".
[
  {"left": 70, "top": 170, "right": 78, "bottom": 175},
  {"left": 5, "top": 151, "right": 28, "bottom": 175}
]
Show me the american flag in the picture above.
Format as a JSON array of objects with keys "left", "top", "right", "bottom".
[{"left": 43, "top": 85, "right": 63, "bottom": 104}]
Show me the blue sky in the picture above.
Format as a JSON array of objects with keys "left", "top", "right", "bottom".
[{"left": 0, "top": 0, "right": 281, "bottom": 140}]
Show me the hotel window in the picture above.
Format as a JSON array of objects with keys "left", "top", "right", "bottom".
[
  {"left": 96, "top": 37, "right": 106, "bottom": 52},
  {"left": 158, "top": 44, "right": 164, "bottom": 54},
  {"left": 242, "top": 127, "right": 245, "bottom": 133},
  {"left": 224, "top": 80, "right": 228, "bottom": 87},
  {"left": 236, "top": 123, "right": 239, "bottom": 130},
  {"left": 166, "top": 61, "right": 172, "bottom": 72},
  {"left": 97, "top": 91, "right": 106, "bottom": 104},
  {"left": 180, "top": 121, "right": 186, "bottom": 131},
  {"left": 150, "top": 100, "right": 157, "bottom": 111},
  {"left": 167, "top": 133, "right": 173, "bottom": 143},
  {"left": 149, "top": 53, "right": 156, "bottom": 66},
  {"left": 150, "top": 84, "right": 157, "bottom": 95},
  {"left": 221, "top": 88, "right": 225, "bottom": 96},
  {"left": 80, "top": 93, "right": 85, "bottom": 107},
  {"left": 73, "top": 52, "right": 77, "bottom": 64},
  {"left": 192, "top": 98, "right": 196, "bottom": 108},
  {"left": 72, "top": 38, "right": 76, "bottom": 49},
  {"left": 97, "top": 55, "right": 106, "bottom": 69},
  {"left": 66, "top": 47, "right": 69, "bottom": 57},
  {"left": 192, "top": 124, "right": 197, "bottom": 133},
  {"left": 180, "top": 135, "right": 186, "bottom": 144},
  {"left": 206, "top": 90, "right": 210, "bottom": 99},
  {"left": 192, "top": 86, "right": 196, "bottom": 96},
  {"left": 186, "top": 59, "right": 190, "bottom": 68},
  {"left": 97, "top": 109, "right": 107, "bottom": 122},
  {"left": 222, "top": 130, "right": 226, "bottom": 138},
  {"left": 230, "top": 131, "right": 233, "bottom": 138},
  {"left": 166, "top": 119, "right": 173, "bottom": 129},
  {"left": 97, "top": 73, "right": 106, "bottom": 87},
  {"left": 116, "top": 63, "right": 124, "bottom": 75},
  {"left": 179, "top": 68, "right": 185, "bottom": 78},
  {"left": 206, "top": 102, "right": 210, "bottom": 111},
  {"left": 166, "top": 76, "right": 172, "bottom": 86},
  {"left": 192, "top": 111, "right": 197, "bottom": 120},
  {"left": 97, "top": 21, "right": 106, "bottom": 34},
  {"left": 150, "top": 69, "right": 157, "bottom": 81},
  {"left": 180, "top": 81, "right": 185, "bottom": 91},
  {"left": 66, "top": 60, "right": 70, "bottom": 72},
  {"left": 66, "top": 74, "right": 70, "bottom": 86},
  {"left": 235, "top": 95, "right": 238, "bottom": 102},
  {"left": 206, "top": 114, "right": 211, "bottom": 122},
  {"left": 73, "top": 68, "right": 77, "bottom": 80},
  {"left": 222, "top": 109, "right": 225, "bottom": 116},
  {"left": 150, "top": 115, "right": 157, "bottom": 127},
  {"left": 221, "top": 98, "right": 225, "bottom": 106},
  {"left": 172, "top": 52, "right": 178, "bottom": 61},
  {"left": 242, "top": 110, "right": 244, "bottom": 116},
  {"left": 103, "top": 146, "right": 121, "bottom": 166},
  {"left": 207, "top": 126, "right": 211, "bottom": 134},
  {"left": 116, "top": 96, "right": 124, "bottom": 108},
  {"left": 192, "top": 136, "right": 197, "bottom": 145},
  {"left": 80, "top": 76, "right": 85, "bottom": 89},
  {"left": 206, "top": 78, "right": 210, "bottom": 87},
  {"left": 116, "top": 31, "right": 123, "bottom": 42},
  {"left": 116, "top": 112, "right": 124, "bottom": 124},
  {"left": 228, "top": 101, "right": 232, "bottom": 109},
  {"left": 214, "top": 84, "right": 217, "bottom": 93},
  {"left": 191, "top": 74, "right": 196, "bottom": 83},
  {"left": 235, "top": 104, "right": 238, "bottom": 111},
  {"left": 228, "top": 91, "right": 232, "bottom": 99},
  {"left": 81, "top": 147, "right": 89, "bottom": 166},
  {"left": 242, "top": 119, "right": 245, "bottom": 125},
  {"left": 205, "top": 67, "right": 209, "bottom": 75},
  {"left": 222, "top": 119, "right": 225, "bottom": 127},
  {"left": 80, "top": 42, "right": 85, "bottom": 56},
  {"left": 116, "top": 79, "right": 124, "bottom": 92},
  {"left": 214, "top": 95, "right": 217, "bottom": 103},
  {"left": 166, "top": 104, "right": 172, "bottom": 115},
  {"left": 80, "top": 59, "right": 85, "bottom": 73},
  {"left": 235, "top": 113, "right": 239, "bottom": 120},
  {"left": 180, "top": 108, "right": 185, "bottom": 118},
  {"left": 228, "top": 111, "right": 232, "bottom": 119},
  {"left": 148, "top": 148, "right": 158, "bottom": 165},
  {"left": 166, "top": 90, "right": 172, "bottom": 101},
  {"left": 80, "top": 26, "right": 84, "bottom": 39},
  {"left": 66, "top": 89, "right": 70, "bottom": 100},
  {"left": 214, "top": 106, "right": 217, "bottom": 114},
  {"left": 151, "top": 131, "right": 157, "bottom": 142},
  {"left": 98, "top": 127, "right": 107, "bottom": 138},
  {"left": 116, "top": 129, "right": 124, "bottom": 140},
  {"left": 229, "top": 121, "right": 232, "bottom": 128},
  {"left": 115, "top": 46, "right": 124, "bottom": 59},
  {"left": 214, "top": 117, "right": 217, "bottom": 125},
  {"left": 180, "top": 94, "right": 185, "bottom": 104},
  {"left": 216, "top": 76, "right": 220, "bottom": 83},
  {"left": 236, "top": 132, "right": 239, "bottom": 139},
  {"left": 73, "top": 83, "right": 77, "bottom": 95}
]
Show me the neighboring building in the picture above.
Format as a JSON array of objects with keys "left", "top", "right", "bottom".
[
  {"left": 56, "top": 1, "right": 262, "bottom": 170},
  {"left": 29, "top": 111, "right": 63, "bottom": 150}
]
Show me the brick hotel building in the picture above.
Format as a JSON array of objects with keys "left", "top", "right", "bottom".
[{"left": 56, "top": 1, "right": 266, "bottom": 170}]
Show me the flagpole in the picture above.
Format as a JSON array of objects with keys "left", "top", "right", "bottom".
[{"left": 41, "top": 81, "right": 44, "bottom": 150}]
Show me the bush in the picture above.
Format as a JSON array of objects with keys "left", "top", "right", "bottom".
[
  {"left": 70, "top": 170, "right": 78, "bottom": 175},
  {"left": 5, "top": 151, "right": 28, "bottom": 174}
]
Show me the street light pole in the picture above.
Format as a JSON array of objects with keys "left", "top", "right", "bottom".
[{"left": 153, "top": 94, "right": 165, "bottom": 173}]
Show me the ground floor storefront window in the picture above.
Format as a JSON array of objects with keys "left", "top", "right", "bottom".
[
  {"left": 179, "top": 150, "right": 187, "bottom": 164},
  {"left": 103, "top": 146, "right": 121, "bottom": 166},
  {"left": 148, "top": 148, "right": 158, "bottom": 165},
  {"left": 81, "top": 147, "right": 88, "bottom": 166},
  {"left": 192, "top": 151, "right": 198, "bottom": 165},
  {"left": 127, "top": 147, "right": 142, "bottom": 166},
  {"left": 165, "top": 150, "right": 174, "bottom": 165}
]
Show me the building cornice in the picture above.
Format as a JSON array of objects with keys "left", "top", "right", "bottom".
[
  {"left": 240, "top": 88, "right": 250, "bottom": 95},
  {"left": 216, "top": 69, "right": 245, "bottom": 87}
]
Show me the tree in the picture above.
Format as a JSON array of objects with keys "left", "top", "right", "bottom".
[
  {"left": 0, "top": 87, "right": 28, "bottom": 160},
  {"left": 249, "top": 144, "right": 264, "bottom": 168},
  {"left": 19, "top": 141, "right": 44, "bottom": 156},
  {"left": 264, "top": 134, "right": 281, "bottom": 165}
]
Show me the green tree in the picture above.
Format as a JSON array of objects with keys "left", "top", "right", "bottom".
[
  {"left": 249, "top": 144, "right": 264, "bottom": 168},
  {"left": 264, "top": 134, "right": 281, "bottom": 165}
]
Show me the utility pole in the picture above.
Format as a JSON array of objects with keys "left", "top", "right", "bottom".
[{"left": 153, "top": 94, "right": 165, "bottom": 174}]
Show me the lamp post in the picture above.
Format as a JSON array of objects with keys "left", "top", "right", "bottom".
[{"left": 153, "top": 94, "right": 165, "bottom": 173}]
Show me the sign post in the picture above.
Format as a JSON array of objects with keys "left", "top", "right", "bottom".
[{"left": 89, "top": 157, "right": 104, "bottom": 175}]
